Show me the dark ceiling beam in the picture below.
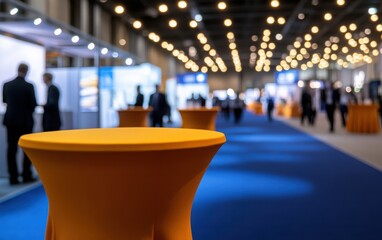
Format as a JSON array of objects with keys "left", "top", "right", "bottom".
[{"left": 281, "top": 0, "right": 309, "bottom": 36}]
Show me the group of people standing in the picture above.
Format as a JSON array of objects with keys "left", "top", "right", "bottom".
[
  {"left": 2, "top": 63, "right": 61, "bottom": 185},
  {"left": 220, "top": 94, "right": 246, "bottom": 124},
  {"left": 300, "top": 81, "right": 357, "bottom": 133}
]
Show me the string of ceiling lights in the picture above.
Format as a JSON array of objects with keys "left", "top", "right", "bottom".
[{"left": 109, "top": 0, "right": 381, "bottom": 73}]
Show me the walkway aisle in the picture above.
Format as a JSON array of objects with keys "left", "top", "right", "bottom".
[
  {"left": 1, "top": 111, "right": 382, "bottom": 240},
  {"left": 192, "top": 111, "right": 382, "bottom": 240}
]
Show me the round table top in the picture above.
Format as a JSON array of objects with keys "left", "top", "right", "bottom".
[
  {"left": 19, "top": 128, "right": 226, "bottom": 152},
  {"left": 118, "top": 107, "right": 152, "bottom": 112},
  {"left": 178, "top": 107, "right": 220, "bottom": 112}
]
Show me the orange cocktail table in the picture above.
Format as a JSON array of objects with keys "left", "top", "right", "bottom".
[
  {"left": 346, "top": 104, "right": 380, "bottom": 133},
  {"left": 118, "top": 107, "right": 152, "bottom": 127},
  {"left": 178, "top": 107, "right": 220, "bottom": 130},
  {"left": 19, "top": 128, "right": 225, "bottom": 240}
]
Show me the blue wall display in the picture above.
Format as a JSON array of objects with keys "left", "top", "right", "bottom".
[
  {"left": 275, "top": 70, "right": 299, "bottom": 85},
  {"left": 177, "top": 72, "right": 208, "bottom": 84}
]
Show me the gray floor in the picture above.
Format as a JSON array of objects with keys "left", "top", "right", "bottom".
[
  {"left": 0, "top": 178, "right": 40, "bottom": 203},
  {"left": 278, "top": 111, "right": 382, "bottom": 171}
]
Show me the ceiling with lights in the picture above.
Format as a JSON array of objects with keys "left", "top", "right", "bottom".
[{"left": 100, "top": 0, "right": 382, "bottom": 74}]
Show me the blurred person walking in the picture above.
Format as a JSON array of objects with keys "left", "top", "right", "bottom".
[
  {"left": 266, "top": 95, "right": 275, "bottom": 122},
  {"left": 300, "top": 86, "right": 312, "bottom": 126},
  {"left": 42, "top": 72, "right": 61, "bottom": 131},
  {"left": 148, "top": 84, "right": 168, "bottom": 127},
  {"left": 233, "top": 93, "right": 245, "bottom": 124},
  {"left": 321, "top": 81, "right": 340, "bottom": 133},
  {"left": 134, "top": 85, "right": 144, "bottom": 107},
  {"left": 2, "top": 63, "right": 37, "bottom": 185}
]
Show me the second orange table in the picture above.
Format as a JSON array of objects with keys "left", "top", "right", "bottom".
[
  {"left": 346, "top": 104, "right": 380, "bottom": 133},
  {"left": 118, "top": 107, "right": 152, "bottom": 127},
  {"left": 178, "top": 107, "right": 220, "bottom": 130}
]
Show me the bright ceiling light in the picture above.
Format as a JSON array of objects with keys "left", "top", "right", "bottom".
[
  {"left": 203, "top": 44, "right": 211, "bottom": 51},
  {"left": 224, "top": 19, "right": 232, "bottom": 27},
  {"left": 112, "top": 52, "right": 119, "bottom": 58},
  {"left": 263, "top": 29, "right": 271, "bottom": 36},
  {"left": 88, "top": 42, "right": 95, "bottom": 50},
  {"left": 267, "top": 16, "right": 275, "bottom": 24},
  {"left": 125, "top": 58, "right": 133, "bottom": 65},
  {"left": 169, "top": 19, "right": 177, "bottom": 28},
  {"left": 368, "top": 7, "right": 378, "bottom": 15},
  {"left": 119, "top": 39, "right": 126, "bottom": 46},
  {"left": 195, "top": 14, "right": 203, "bottom": 22},
  {"left": 161, "top": 41, "right": 168, "bottom": 49},
  {"left": 339, "top": 25, "right": 347, "bottom": 33},
  {"left": 349, "top": 23, "right": 357, "bottom": 31},
  {"left": 133, "top": 20, "right": 142, "bottom": 29},
  {"left": 336, "top": 0, "right": 345, "bottom": 6},
  {"left": 158, "top": 4, "right": 168, "bottom": 13},
  {"left": 167, "top": 44, "right": 174, "bottom": 51},
  {"left": 71, "top": 35, "right": 79, "bottom": 43},
  {"left": 275, "top": 33, "right": 283, "bottom": 40},
  {"left": 10, "top": 8, "right": 18, "bottom": 15},
  {"left": 189, "top": 20, "right": 197, "bottom": 28},
  {"left": 298, "top": 13, "right": 305, "bottom": 20},
  {"left": 370, "top": 14, "right": 379, "bottom": 22},
  {"left": 304, "top": 34, "right": 312, "bottom": 41},
  {"left": 277, "top": 17, "right": 286, "bottom": 25},
  {"left": 33, "top": 18, "right": 42, "bottom": 25},
  {"left": 311, "top": 26, "right": 319, "bottom": 33},
  {"left": 178, "top": 1, "right": 187, "bottom": 9},
  {"left": 54, "top": 28, "right": 62, "bottom": 36},
  {"left": 101, "top": 48, "right": 108, "bottom": 55},
  {"left": 218, "top": 2, "right": 227, "bottom": 10},
  {"left": 324, "top": 13, "right": 332, "bottom": 21},
  {"left": 270, "top": 0, "right": 279, "bottom": 8},
  {"left": 114, "top": 5, "right": 124, "bottom": 14}
]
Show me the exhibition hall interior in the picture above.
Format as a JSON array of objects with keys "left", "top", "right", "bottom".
[{"left": 1, "top": 0, "right": 382, "bottom": 239}]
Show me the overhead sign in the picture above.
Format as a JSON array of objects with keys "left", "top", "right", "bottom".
[
  {"left": 275, "top": 70, "right": 299, "bottom": 85},
  {"left": 177, "top": 72, "right": 208, "bottom": 84}
]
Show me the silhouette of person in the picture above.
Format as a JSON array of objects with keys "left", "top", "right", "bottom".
[
  {"left": 187, "top": 93, "right": 198, "bottom": 107},
  {"left": 339, "top": 88, "right": 349, "bottom": 128},
  {"left": 266, "top": 96, "right": 275, "bottom": 122},
  {"left": 300, "top": 86, "right": 312, "bottom": 126},
  {"left": 233, "top": 94, "right": 245, "bottom": 124},
  {"left": 42, "top": 73, "right": 61, "bottom": 131},
  {"left": 197, "top": 94, "right": 206, "bottom": 107},
  {"left": 134, "top": 85, "right": 144, "bottom": 107},
  {"left": 148, "top": 84, "right": 168, "bottom": 127},
  {"left": 309, "top": 89, "right": 317, "bottom": 126},
  {"left": 2, "top": 63, "right": 37, "bottom": 185},
  {"left": 221, "top": 96, "right": 231, "bottom": 121},
  {"left": 321, "top": 81, "right": 340, "bottom": 132}
]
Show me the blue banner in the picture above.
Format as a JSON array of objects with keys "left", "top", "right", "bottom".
[
  {"left": 275, "top": 70, "right": 299, "bottom": 85},
  {"left": 177, "top": 72, "right": 208, "bottom": 84}
]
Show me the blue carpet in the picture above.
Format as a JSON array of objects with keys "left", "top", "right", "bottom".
[{"left": 1, "top": 111, "right": 382, "bottom": 240}]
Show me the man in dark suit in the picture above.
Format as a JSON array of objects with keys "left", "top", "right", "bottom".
[
  {"left": 300, "top": 86, "right": 312, "bottom": 126},
  {"left": 148, "top": 84, "right": 168, "bottom": 127},
  {"left": 42, "top": 72, "right": 61, "bottom": 131},
  {"left": 2, "top": 63, "right": 37, "bottom": 184},
  {"left": 321, "top": 81, "right": 340, "bottom": 132},
  {"left": 134, "top": 85, "right": 144, "bottom": 107}
]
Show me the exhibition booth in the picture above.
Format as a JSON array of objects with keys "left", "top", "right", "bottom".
[{"left": 0, "top": 0, "right": 141, "bottom": 177}]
